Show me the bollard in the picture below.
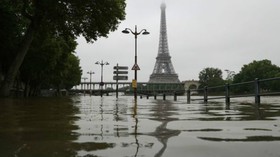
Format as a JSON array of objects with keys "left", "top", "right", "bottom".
[
  {"left": 146, "top": 95, "right": 149, "bottom": 99},
  {"left": 187, "top": 90, "right": 191, "bottom": 104},
  {"left": 154, "top": 95, "right": 157, "bottom": 100},
  {"left": 225, "top": 83, "right": 230, "bottom": 105},
  {"left": 174, "top": 92, "right": 177, "bottom": 101},
  {"left": 204, "top": 86, "right": 208, "bottom": 103},
  {"left": 140, "top": 95, "right": 143, "bottom": 99},
  {"left": 255, "top": 78, "right": 260, "bottom": 105},
  {"left": 163, "top": 94, "right": 166, "bottom": 100}
]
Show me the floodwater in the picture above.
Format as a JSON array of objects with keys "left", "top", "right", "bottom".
[{"left": 0, "top": 96, "right": 280, "bottom": 157}]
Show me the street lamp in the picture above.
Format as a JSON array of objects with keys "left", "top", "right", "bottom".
[
  {"left": 122, "top": 25, "right": 149, "bottom": 99},
  {"left": 87, "top": 71, "right": 95, "bottom": 95},
  {"left": 95, "top": 60, "right": 109, "bottom": 97},
  {"left": 224, "top": 69, "right": 235, "bottom": 83},
  {"left": 81, "top": 77, "right": 88, "bottom": 94}
]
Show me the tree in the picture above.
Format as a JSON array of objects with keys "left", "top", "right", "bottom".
[
  {"left": 0, "top": 2, "right": 24, "bottom": 84},
  {"left": 20, "top": 30, "right": 81, "bottom": 96},
  {"left": 198, "top": 67, "right": 224, "bottom": 88},
  {"left": 234, "top": 60, "right": 280, "bottom": 82},
  {"left": 61, "top": 54, "right": 82, "bottom": 90},
  {"left": 233, "top": 59, "right": 280, "bottom": 93},
  {"left": 0, "top": 0, "right": 126, "bottom": 97}
]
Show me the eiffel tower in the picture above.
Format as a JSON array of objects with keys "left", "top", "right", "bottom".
[{"left": 149, "top": 2, "right": 180, "bottom": 83}]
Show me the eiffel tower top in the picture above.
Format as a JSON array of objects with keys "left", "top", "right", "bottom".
[
  {"left": 149, "top": 2, "right": 180, "bottom": 83},
  {"left": 158, "top": 1, "right": 169, "bottom": 55},
  {"left": 160, "top": 2, "right": 166, "bottom": 10}
]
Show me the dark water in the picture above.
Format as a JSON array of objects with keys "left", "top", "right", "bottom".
[{"left": 0, "top": 96, "right": 280, "bottom": 157}]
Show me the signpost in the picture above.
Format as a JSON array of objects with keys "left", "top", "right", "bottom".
[{"left": 113, "top": 64, "right": 128, "bottom": 98}]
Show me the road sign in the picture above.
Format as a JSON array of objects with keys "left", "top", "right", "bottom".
[
  {"left": 131, "top": 64, "right": 140, "bottom": 70},
  {"left": 113, "top": 71, "right": 128, "bottom": 74},
  {"left": 113, "top": 76, "right": 128, "bottom": 80},
  {"left": 113, "top": 66, "right": 128, "bottom": 70}
]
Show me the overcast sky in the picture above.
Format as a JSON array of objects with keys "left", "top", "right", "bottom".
[{"left": 76, "top": 0, "right": 280, "bottom": 83}]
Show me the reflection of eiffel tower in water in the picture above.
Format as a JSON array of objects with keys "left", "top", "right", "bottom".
[{"left": 149, "top": 2, "right": 180, "bottom": 83}]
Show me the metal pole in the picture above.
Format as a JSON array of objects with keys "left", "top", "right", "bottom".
[
  {"left": 134, "top": 25, "right": 138, "bottom": 100},
  {"left": 101, "top": 63, "right": 104, "bottom": 97},
  {"left": 89, "top": 73, "right": 91, "bottom": 95},
  {"left": 122, "top": 25, "right": 149, "bottom": 100},
  {"left": 116, "top": 64, "right": 119, "bottom": 99}
]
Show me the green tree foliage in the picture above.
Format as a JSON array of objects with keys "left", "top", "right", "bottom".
[
  {"left": 233, "top": 59, "right": 280, "bottom": 93},
  {"left": 199, "top": 67, "right": 224, "bottom": 88},
  {"left": 20, "top": 31, "right": 81, "bottom": 96},
  {"left": 62, "top": 54, "right": 82, "bottom": 90},
  {"left": 234, "top": 60, "right": 280, "bottom": 81},
  {"left": 0, "top": 0, "right": 126, "bottom": 96}
]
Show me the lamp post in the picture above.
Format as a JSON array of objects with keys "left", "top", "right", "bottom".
[
  {"left": 81, "top": 77, "right": 88, "bottom": 94},
  {"left": 224, "top": 69, "right": 235, "bottom": 83},
  {"left": 95, "top": 60, "right": 109, "bottom": 97},
  {"left": 87, "top": 71, "right": 95, "bottom": 95},
  {"left": 122, "top": 25, "right": 149, "bottom": 99}
]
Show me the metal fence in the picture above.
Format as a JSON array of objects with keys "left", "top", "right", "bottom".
[{"left": 187, "top": 77, "right": 280, "bottom": 104}]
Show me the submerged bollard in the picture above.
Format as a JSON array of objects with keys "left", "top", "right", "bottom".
[
  {"left": 187, "top": 90, "right": 191, "bottom": 104},
  {"left": 225, "top": 83, "right": 230, "bottom": 105},
  {"left": 204, "top": 86, "right": 208, "bottom": 103},
  {"left": 174, "top": 92, "right": 177, "bottom": 101},
  {"left": 255, "top": 78, "right": 260, "bottom": 105}
]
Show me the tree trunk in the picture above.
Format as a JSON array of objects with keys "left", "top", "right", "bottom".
[{"left": 0, "top": 25, "right": 36, "bottom": 97}]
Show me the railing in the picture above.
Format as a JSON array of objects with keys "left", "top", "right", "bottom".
[
  {"left": 137, "top": 83, "right": 185, "bottom": 95},
  {"left": 187, "top": 77, "right": 280, "bottom": 105},
  {"left": 73, "top": 82, "right": 185, "bottom": 95}
]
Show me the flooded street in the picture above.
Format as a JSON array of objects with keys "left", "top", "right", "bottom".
[{"left": 0, "top": 96, "right": 280, "bottom": 157}]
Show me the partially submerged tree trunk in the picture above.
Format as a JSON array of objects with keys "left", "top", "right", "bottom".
[{"left": 0, "top": 24, "right": 36, "bottom": 97}]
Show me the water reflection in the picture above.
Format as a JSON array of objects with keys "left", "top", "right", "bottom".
[
  {"left": 189, "top": 99, "right": 280, "bottom": 121},
  {"left": 1, "top": 96, "right": 280, "bottom": 157},
  {"left": 148, "top": 100, "right": 181, "bottom": 157},
  {"left": 0, "top": 97, "right": 80, "bottom": 157},
  {"left": 132, "top": 100, "right": 139, "bottom": 157}
]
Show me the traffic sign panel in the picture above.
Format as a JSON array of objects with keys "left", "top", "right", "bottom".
[
  {"left": 113, "top": 76, "right": 128, "bottom": 80},
  {"left": 113, "top": 66, "right": 128, "bottom": 70},
  {"left": 132, "top": 79, "right": 137, "bottom": 88},
  {"left": 113, "top": 71, "right": 128, "bottom": 74},
  {"left": 132, "top": 64, "right": 140, "bottom": 70}
]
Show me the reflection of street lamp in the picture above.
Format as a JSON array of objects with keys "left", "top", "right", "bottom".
[
  {"left": 122, "top": 25, "right": 149, "bottom": 99},
  {"left": 87, "top": 71, "right": 95, "bottom": 95},
  {"left": 95, "top": 60, "right": 109, "bottom": 96},
  {"left": 132, "top": 100, "right": 139, "bottom": 156}
]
